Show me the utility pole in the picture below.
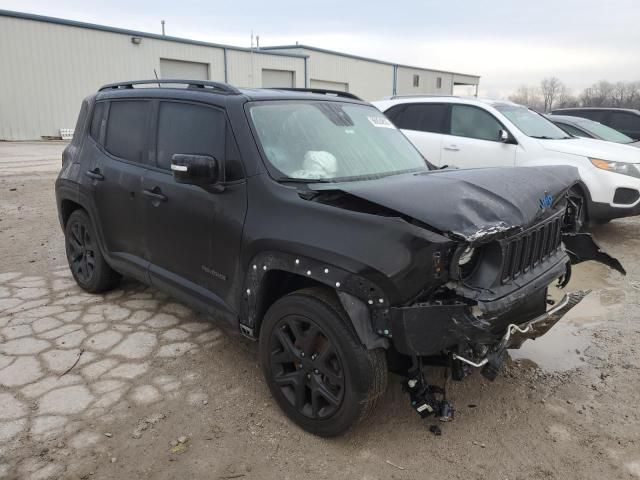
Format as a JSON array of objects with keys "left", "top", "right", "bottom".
[{"left": 161, "top": 20, "right": 165, "bottom": 36}]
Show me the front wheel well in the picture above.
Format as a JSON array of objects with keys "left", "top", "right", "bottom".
[
  {"left": 253, "top": 270, "right": 329, "bottom": 336},
  {"left": 569, "top": 183, "right": 590, "bottom": 223}
]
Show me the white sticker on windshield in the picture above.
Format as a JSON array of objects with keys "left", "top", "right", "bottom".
[{"left": 367, "top": 115, "right": 395, "bottom": 128}]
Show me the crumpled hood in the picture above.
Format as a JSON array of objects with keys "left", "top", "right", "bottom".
[
  {"left": 310, "top": 165, "right": 580, "bottom": 242},
  {"left": 540, "top": 137, "right": 640, "bottom": 163}
]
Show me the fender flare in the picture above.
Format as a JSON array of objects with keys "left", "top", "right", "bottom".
[{"left": 240, "top": 251, "right": 390, "bottom": 349}]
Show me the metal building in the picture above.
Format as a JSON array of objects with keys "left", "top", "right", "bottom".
[
  {"left": 0, "top": 10, "right": 480, "bottom": 140},
  {"left": 263, "top": 45, "right": 480, "bottom": 101}
]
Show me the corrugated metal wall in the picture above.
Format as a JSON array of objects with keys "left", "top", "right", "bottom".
[
  {"left": 275, "top": 48, "right": 395, "bottom": 101},
  {"left": 395, "top": 67, "right": 454, "bottom": 96},
  {"left": 225, "top": 50, "right": 304, "bottom": 88},
  {"left": 0, "top": 15, "right": 304, "bottom": 140}
]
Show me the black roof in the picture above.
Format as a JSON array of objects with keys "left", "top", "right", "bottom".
[{"left": 95, "top": 80, "right": 366, "bottom": 103}]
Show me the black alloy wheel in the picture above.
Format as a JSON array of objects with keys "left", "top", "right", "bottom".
[
  {"left": 259, "top": 287, "right": 387, "bottom": 437},
  {"left": 64, "top": 209, "right": 121, "bottom": 293},
  {"left": 269, "top": 315, "right": 345, "bottom": 420},
  {"left": 67, "top": 219, "right": 96, "bottom": 284}
]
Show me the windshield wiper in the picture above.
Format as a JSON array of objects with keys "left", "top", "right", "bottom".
[
  {"left": 530, "top": 135, "right": 573, "bottom": 140},
  {"left": 278, "top": 177, "right": 334, "bottom": 184}
]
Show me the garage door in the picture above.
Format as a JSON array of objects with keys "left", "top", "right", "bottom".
[
  {"left": 310, "top": 79, "right": 349, "bottom": 92},
  {"left": 160, "top": 59, "right": 209, "bottom": 80},
  {"left": 262, "top": 69, "right": 294, "bottom": 88}
]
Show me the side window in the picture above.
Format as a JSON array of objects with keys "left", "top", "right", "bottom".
[
  {"left": 156, "top": 102, "right": 226, "bottom": 172},
  {"left": 389, "top": 103, "right": 449, "bottom": 134},
  {"left": 105, "top": 101, "right": 151, "bottom": 163},
  {"left": 558, "top": 123, "right": 590, "bottom": 138},
  {"left": 579, "top": 110, "right": 606, "bottom": 122},
  {"left": 450, "top": 105, "right": 503, "bottom": 141},
  {"left": 608, "top": 112, "right": 636, "bottom": 131},
  {"left": 89, "top": 102, "right": 106, "bottom": 143}
]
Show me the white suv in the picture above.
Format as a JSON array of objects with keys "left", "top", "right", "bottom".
[{"left": 373, "top": 96, "right": 640, "bottom": 224}]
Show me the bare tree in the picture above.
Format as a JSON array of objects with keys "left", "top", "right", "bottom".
[
  {"left": 512, "top": 79, "right": 640, "bottom": 110},
  {"left": 540, "top": 77, "right": 565, "bottom": 112},
  {"left": 509, "top": 85, "right": 543, "bottom": 110}
]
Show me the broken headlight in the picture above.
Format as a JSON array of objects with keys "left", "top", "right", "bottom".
[
  {"left": 457, "top": 246, "right": 481, "bottom": 278},
  {"left": 590, "top": 158, "right": 640, "bottom": 179}
]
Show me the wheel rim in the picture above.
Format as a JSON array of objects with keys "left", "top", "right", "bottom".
[
  {"left": 269, "top": 315, "right": 345, "bottom": 420},
  {"left": 68, "top": 220, "right": 95, "bottom": 284}
]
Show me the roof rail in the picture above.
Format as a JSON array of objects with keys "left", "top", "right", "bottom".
[
  {"left": 268, "top": 88, "right": 363, "bottom": 101},
  {"left": 98, "top": 79, "right": 241, "bottom": 94},
  {"left": 387, "top": 94, "right": 460, "bottom": 100}
]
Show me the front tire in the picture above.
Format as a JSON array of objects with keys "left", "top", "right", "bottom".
[
  {"left": 64, "top": 209, "right": 121, "bottom": 293},
  {"left": 259, "top": 287, "right": 387, "bottom": 437},
  {"left": 569, "top": 186, "right": 588, "bottom": 230}
]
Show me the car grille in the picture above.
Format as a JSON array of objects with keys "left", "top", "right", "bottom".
[{"left": 500, "top": 212, "right": 564, "bottom": 283}]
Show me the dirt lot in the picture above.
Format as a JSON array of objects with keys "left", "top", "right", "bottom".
[{"left": 1, "top": 141, "right": 639, "bottom": 480}]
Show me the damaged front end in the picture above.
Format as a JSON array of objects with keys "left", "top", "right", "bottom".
[
  {"left": 307, "top": 166, "right": 624, "bottom": 426},
  {"left": 387, "top": 192, "right": 625, "bottom": 423}
]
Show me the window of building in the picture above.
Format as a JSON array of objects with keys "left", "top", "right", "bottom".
[
  {"left": 413, "top": 75, "right": 420, "bottom": 87},
  {"left": 436, "top": 77, "right": 443, "bottom": 89},
  {"left": 105, "top": 101, "right": 151, "bottom": 163}
]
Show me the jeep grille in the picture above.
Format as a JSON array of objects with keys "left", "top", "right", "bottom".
[{"left": 500, "top": 211, "right": 564, "bottom": 283}]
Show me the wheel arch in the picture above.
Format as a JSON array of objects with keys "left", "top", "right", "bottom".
[{"left": 241, "top": 251, "right": 389, "bottom": 350}]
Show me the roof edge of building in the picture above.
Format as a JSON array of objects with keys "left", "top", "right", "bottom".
[
  {"left": 262, "top": 44, "right": 480, "bottom": 80},
  {"left": 0, "top": 9, "right": 309, "bottom": 59}
]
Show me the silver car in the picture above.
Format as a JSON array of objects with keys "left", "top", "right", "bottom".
[{"left": 548, "top": 114, "right": 640, "bottom": 148}]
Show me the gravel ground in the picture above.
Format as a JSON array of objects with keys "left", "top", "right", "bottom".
[{"left": 1, "top": 142, "right": 639, "bottom": 480}]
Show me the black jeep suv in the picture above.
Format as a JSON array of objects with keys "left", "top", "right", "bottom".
[{"left": 56, "top": 80, "right": 623, "bottom": 436}]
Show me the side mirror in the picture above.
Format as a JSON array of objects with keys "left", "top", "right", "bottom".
[
  {"left": 171, "top": 154, "right": 220, "bottom": 185},
  {"left": 499, "top": 129, "right": 510, "bottom": 143}
]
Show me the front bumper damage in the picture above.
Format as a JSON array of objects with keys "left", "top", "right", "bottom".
[
  {"left": 451, "top": 289, "right": 589, "bottom": 378},
  {"left": 401, "top": 290, "right": 589, "bottom": 424}
]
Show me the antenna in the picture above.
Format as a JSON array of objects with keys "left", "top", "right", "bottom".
[
  {"left": 161, "top": 20, "right": 165, "bottom": 35},
  {"left": 153, "top": 69, "right": 161, "bottom": 88}
]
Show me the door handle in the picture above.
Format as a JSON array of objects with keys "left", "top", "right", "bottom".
[
  {"left": 85, "top": 168, "right": 104, "bottom": 181},
  {"left": 444, "top": 145, "right": 460, "bottom": 152},
  {"left": 142, "top": 188, "right": 167, "bottom": 202}
]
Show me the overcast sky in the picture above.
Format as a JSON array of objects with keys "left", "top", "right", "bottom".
[{"left": 4, "top": 0, "right": 639, "bottom": 97}]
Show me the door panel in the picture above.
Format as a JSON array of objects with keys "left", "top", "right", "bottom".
[
  {"left": 86, "top": 100, "right": 151, "bottom": 280},
  {"left": 442, "top": 104, "right": 516, "bottom": 168},
  {"left": 386, "top": 103, "right": 449, "bottom": 166},
  {"left": 143, "top": 101, "right": 248, "bottom": 312},
  {"left": 441, "top": 135, "right": 516, "bottom": 168},
  {"left": 401, "top": 129, "right": 443, "bottom": 165}
]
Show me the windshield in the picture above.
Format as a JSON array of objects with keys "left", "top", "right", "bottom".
[
  {"left": 249, "top": 101, "right": 429, "bottom": 182},
  {"left": 578, "top": 119, "right": 635, "bottom": 144},
  {"left": 496, "top": 105, "right": 572, "bottom": 140}
]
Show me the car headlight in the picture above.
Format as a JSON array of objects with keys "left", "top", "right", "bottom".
[
  {"left": 457, "top": 246, "right": 481, "bottom": 279},
  {"left": 458, "top": 247, "right": 475, "bottom": 266},
  {"left": 589, "top": 158, "right": 640, "bottom": 179}
]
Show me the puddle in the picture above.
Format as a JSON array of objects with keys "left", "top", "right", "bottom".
[
  {"left": 508, "top": 289, "right": 621, "bottom": 372},
  {"left": 568, "top": 261, "right": 614, "bottom": 291}
]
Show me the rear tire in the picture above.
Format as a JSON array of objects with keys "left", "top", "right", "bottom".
[
  {"left": 64, "top": 209, "right": 121, "bottom": 293},
  {"left": 259, "top": 287, "right": 387, "bottom": 437}
]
